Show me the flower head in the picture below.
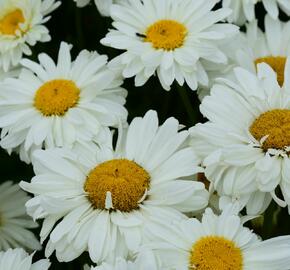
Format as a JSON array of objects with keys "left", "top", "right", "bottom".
[
  {"left": 20, "top": 110, "right": 209, "bottom": 263},
  {"left": 150, "top": 204, "right": 290, "bottom": 269},
  {"left": 0, "top": 42, "right": 128, "bottom": 163},
  {"left": 0, "top": 248, "right": 50, "bottom": 270},
  {"left": 101, "top": 0, "right": 238, "bottom": 91},
  {"left": 191, "top": 61, "right": 290, "bottom": 215},
  {"left": 0, "top": 0, "right": 60, "bottom": 71},
  {"left": 222, "top": 0, "right": 290, "bottom": 25}
]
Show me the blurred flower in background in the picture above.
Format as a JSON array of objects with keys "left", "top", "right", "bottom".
[
  {"left": 0, "top": 248, "right": 50, "bottom": 270},
  {"left": 222, "top": 0, "right": 290, "bottom": 25},
  {"left": 198, "top": 15, "right": 290, "bottom": 100},
  {"left": 0, "top": 181, "right": 40, "bottom": 251}
]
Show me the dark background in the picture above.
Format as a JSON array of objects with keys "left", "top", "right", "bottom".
[{"left": 1, "top": 0, "right": 290, "bottom": 268}]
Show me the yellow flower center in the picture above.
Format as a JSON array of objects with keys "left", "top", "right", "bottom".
[
  {"left": 34, "top": 79, "right": 80, "bottom": 117},
  {"left": 189, "top": 236, "right": 243, "bottom": 270},
  {"left": 145, "top": 19, "right": 187, "bottom": 51},
  {"left": 255, "top": 56, "right": 286, "bottom": 87},
  {"left": 250, "top": 109, "right": 290, "bottom": 151},
  {"left": 0, "top": 9, "right": 25, "bottom": 35},
  {"left": 84, "top": 159, "right": 150, "bottom": 212}
]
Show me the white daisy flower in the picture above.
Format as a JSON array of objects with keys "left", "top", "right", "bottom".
[
  {"left": 190, "top": 61, "right": 290, "bottom": 215},
  {"left": 0, "top": 42, "right": 128, "bottom": 163},
  {"left": 101, "top": 0, "right": 238, "bottom": 91},
  {"left": 149, "top": 205, "right": 290, "bottom": 270},
  {"left": 88, "top": 250, "right": 160, "bottom": 270},
  {"left": 0, "top": 181, "right": 40, "bottom": 251},
  {"left": 236, "top": 15, "right": 290, "bottom": 88},
  {"left": 198, "top": 15, "right": 290, "bottom": 100},
  {"left": 222, "top": 0, "right": 290, "bottom": 25},
  {"left": 0, "top": 0, "right": 60, "bottom": 71},
  {"left": 20, "top": 110, "right": 209, "bottom": 263},
  {"left": 0, "top": 248, "right": 50, "bottom": 270}
]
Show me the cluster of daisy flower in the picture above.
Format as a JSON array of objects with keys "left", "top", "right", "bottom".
[{"left": 0, "top": 0, "right": 290, "bottom": 269}]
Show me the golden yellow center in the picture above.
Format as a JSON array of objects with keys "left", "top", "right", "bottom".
[
  {"left": 255, "top": 56, "right": 286, "bottom": 87},
  {"left": 34, "top": 79, "right": 80, "bottom": 117},
  {"left": 0, "top": 9, "right": 25, "bottom": 35},
  {"left": 250, "top": 109, "right": 290, "bottom": 151},
  {"left": 84, "top": 159, "right": 150, "bottom": 212},
  {"left": 189, "top": 236, "right": 243, "bottom": 270},
  {"left": 145, "top": 19, "right": 187, "bottom": 51}
]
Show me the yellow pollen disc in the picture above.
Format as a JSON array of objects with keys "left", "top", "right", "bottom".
[
  {"left": 84, "top": 159, "right": 150, "bottom": 212},
  {"left": 189, "top": 236, "right": 243, "bottom": 270},
  {"left": 145, "top": 19, "right": 187, "bottom": 51},
  {"left": 0, "top": 9, "right": 25, "bottom": 35},
  {"left": 250, "top": 109, "right": 290, "bottom": 151},
  {"left": 255, "top": 56, "right": 286, "bottom": 87},
  {"left": 34, "top": 79, "right": 80, "bottom": 117}
]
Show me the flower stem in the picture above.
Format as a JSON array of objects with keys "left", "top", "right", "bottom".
[{"left": 176, "top": 83, "right": 197, "bottom": 126}]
